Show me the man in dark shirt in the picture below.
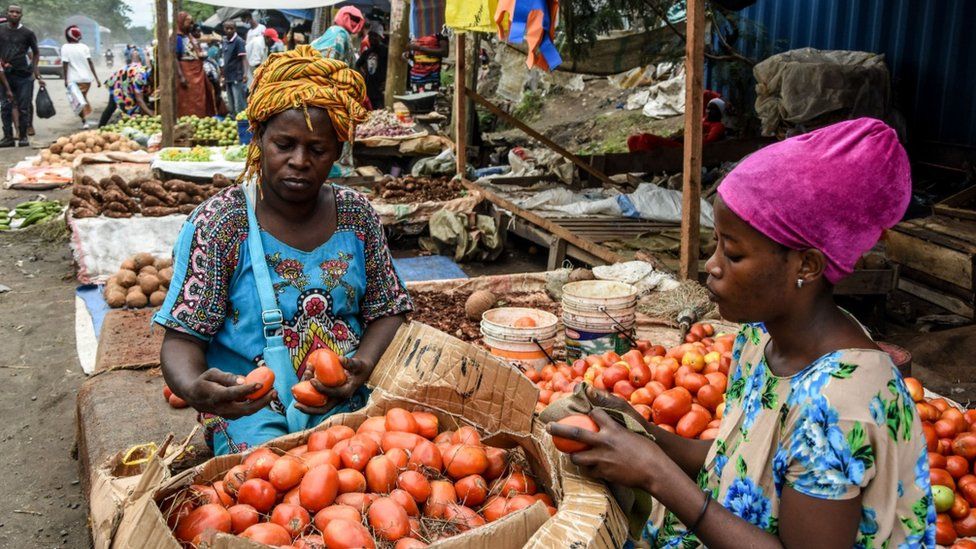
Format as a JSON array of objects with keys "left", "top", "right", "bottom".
[
  {"left": 0, "top": 5, "right": 40, "bottom": 146},
  {"left": 355, "top": 22, "right": 388, "bottom": 109},
  {"left": 221, "top": 22, "right": 247, "bottom": 117}
]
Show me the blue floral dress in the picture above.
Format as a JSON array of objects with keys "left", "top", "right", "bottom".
[
  {"left": 646, "top": 323, "right": 935, "bottom": 548},
  {"left": 152, "top": 184, "right": 412, "bottom": 455}
]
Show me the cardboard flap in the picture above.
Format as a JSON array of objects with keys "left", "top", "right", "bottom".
[{"left": 369, "top": 322, "right": 539, "bottom": 435}]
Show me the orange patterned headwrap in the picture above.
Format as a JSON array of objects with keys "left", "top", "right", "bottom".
[{"left": 242, "top": 45, "right": 369, "bottom": 183}]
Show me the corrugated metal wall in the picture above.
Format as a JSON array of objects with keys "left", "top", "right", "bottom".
[{"left": 706, "top": 0, "right": 976, "bottom": 146}]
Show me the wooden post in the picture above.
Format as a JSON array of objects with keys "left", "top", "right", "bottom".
[
  {"left": 384, "top": 0, "right": 410, "bottom": 109},
  {"left": 155, "top": 0, "right": 175, "bottom": 147},
  {"left": 454, "top": 33, "right": 467, "bottom": 178},
  {"left": 679, "top": 0, "right": 705, "bottom": 280},
  {"left": 465, "top": 34, "right": 480, "bottom": 149}
]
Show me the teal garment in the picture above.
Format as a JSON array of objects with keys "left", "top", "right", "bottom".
[
  {"left": 152, "top": 184, "right": 412, "bottom": 454},
  {"left": 311, "top": 25, "right": 355, "bottom": 65}
]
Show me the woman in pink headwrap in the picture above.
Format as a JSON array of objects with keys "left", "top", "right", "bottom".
[
  {"left": 550, "top": 118, "right": 936, "bottom": 548},
  {"left": 310, "top": 6, "right": 365, "bottom": 65}
]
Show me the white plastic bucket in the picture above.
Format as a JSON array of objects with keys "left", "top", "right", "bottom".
[
  {"left": 481, "top": 307, "right": 559, "bottom": 371},
  {"left": 561, "top": 281, "right": 637, "bottom": 361}
]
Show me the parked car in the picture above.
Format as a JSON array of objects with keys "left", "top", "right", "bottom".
[{"left": 36, "top": 45, "right": 62, "bottom": 77}]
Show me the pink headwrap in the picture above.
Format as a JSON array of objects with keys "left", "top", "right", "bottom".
[
  {"left": 334, "top": 6, "right": 365, "bottom": 35},
  {"left": 717, "top": 118, "right": 911, "bottom": 284},
  {"left": 65, "top": 25, "right": 82, "bottom": 42}
]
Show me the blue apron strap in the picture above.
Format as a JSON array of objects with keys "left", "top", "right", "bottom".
[{"left": 242, "top": 184, "right": 313, "bottom": 432}]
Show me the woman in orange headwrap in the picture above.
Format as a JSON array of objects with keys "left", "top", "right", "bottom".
[
  {"left": 174, "top": 11, "right": 217, "bottom": 118},
  {"left": 154, "top": 46, "right": 412, "bottom": 455}
]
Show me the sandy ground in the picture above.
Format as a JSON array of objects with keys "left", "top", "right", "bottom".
[{"left": 0, "top": 63, "right": 111, "bottom": 547}]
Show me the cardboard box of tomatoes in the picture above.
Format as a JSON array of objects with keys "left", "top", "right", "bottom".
[{"left": 99, "top": 322, "right": 628, "bottom": 548}]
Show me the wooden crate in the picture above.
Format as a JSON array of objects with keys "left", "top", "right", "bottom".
[
  {"left": 935, "top": 185, "right": 976, "bottom": 221},
  {"left": 886, "top": 215, "right": 976, "bottom": 317}
]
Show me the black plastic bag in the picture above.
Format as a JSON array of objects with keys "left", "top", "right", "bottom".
[{"left": 35, "top": 87, "right": 55, "bottom": 119}]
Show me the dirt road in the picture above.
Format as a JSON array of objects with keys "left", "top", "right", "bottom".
[{"left": 0, "top": 67, "right": 110, "bottom": 548}]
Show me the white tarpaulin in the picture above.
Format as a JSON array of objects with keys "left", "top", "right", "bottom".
[{"left": 69, "top": 214, "right": 187, "bottom": 284}]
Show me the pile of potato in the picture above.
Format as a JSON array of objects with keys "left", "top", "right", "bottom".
[
  {"left": 38, "top": 131, "right": 141, "bottom": 167},
  {"left": 104, "top": 253, "right": 173, "bottom": 309},
  {"left": 71, "top": 173, "right": 234, "bottom": 218}
]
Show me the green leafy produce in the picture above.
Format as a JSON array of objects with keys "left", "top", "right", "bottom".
[{"left": 159, "top": 146, "right": 214, "bottom": 162}]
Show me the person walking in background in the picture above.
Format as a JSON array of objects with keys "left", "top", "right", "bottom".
[
  {"left": 174, "top": 11, "right": 216, "bottom": 118},
  {"left": 404, "top": 34, "right": 448, "bottom": 93},
  {"left": 311, "top": 6, "right": 365, "bottom": 65},
  {"left": 243, "top": 12, "right": 267, "bottom": 87},
  {"left": 98, "top": 50, "right": 153, "bottom": 127},
  {"left": 243, "top": 12, "right": 266, "bottom": 45},
  {"left": 221, "top": 22, "right": 247, "bottom": 117},
  {"left": 356, "top": 21, "right": 387, "bottom": 109},
  {"left": 264, "top": 28, "right": 286, "bottom": 55},
  {"left": 0, "top": 4, "right": 41, "bottom": 147},
  {"left": 61, "top": 25, "right": 101, "bottom": 129}
]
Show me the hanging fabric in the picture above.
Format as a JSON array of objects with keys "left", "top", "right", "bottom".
[
  {"left": 411, "top": 0, "right": 447, "bottom": 38},
  {"left": 445, "top": 0, "right": 499, "bottom": 34},
  {"left": 495, "top": 0, "right": 561, "bottom": 71}
]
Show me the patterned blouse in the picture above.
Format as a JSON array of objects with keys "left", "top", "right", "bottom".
[
  {"left": 105, "top": 63, "right": 150, "bottom": 116},
  {"left": 152, "top": 185, "right": 413, "bottom": 454},
  {"left": 647, "top": 323, "right": 936, "bottom": 548}
]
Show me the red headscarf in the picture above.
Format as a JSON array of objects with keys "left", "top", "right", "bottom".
[
  {"left": 65, "top": 25, "right": 82, "bottom": 43},
  {"left": 334, "top": 6, "right": 365, "bottom": 35},
  {"left": 176, "top": 11, "right": 192, "bottom": 35}
]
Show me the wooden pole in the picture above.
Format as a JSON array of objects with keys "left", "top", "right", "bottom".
[
  {"left": 465, "top": 34, "right": 480, "bottom": 149},
  {"left": 454, "top": 33, "right": 467, "bottom": 178},
  {"left": 679, "top": 0, "right": 705, "bottom": 280},
  {"left": 155, "top": 0, "right": 175, "bottom": 147},
  {"left": 384, "top": 0, "right": 410, "bottom": 109}
]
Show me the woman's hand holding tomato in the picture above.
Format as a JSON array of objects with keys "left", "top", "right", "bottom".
[
  {"left": 296, "top": 355, "right": 374, "bottom": 415},
  {"left": 183, "top": 368, "right": 278, "bottom": 419},
  {"left": 547, "top": 408, "right": 674, "bottom": 492}
]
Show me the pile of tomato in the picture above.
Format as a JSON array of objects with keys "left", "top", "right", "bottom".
[
  {"left": 163, "top": 407, "right": 552, "bottom": 548},
  {"left": 905, "top": 377, "right": 976, "bottom": 547},
  {"left": 529, "top": 323, "right": 733, "bottom": 440}
]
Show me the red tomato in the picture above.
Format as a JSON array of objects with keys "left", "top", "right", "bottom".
[
  {"left": 930, "top": 452, "right": 948, "bottom": 470},
  {"left": 676, "top": 410, "right": 710, "bottom": 439},
  {"left": 269, "top": 455, "right": 309, "bottom": 492},
  {"left": 953, "top": 433, "right": 976, "bottom": 461},
  {"left": 629, "top": 362, "right": 652, "bottom": 387},
  {"left": 455, "top": 474, "right": 489, "bottom": 506},
  {"left": 550, "top": 414, "right": 599, "bottom": 453},
  {"left": 173, "top": 503, "right": 231, "bottom": 543},
  {"left": 633, "top": 404, "right": 652, "bottom": 421},
  {"left": 340, "top": 439, "right": 377, "bottom": 471},
  {"left": 696, "top": 384, "right": 724, "bottom": 411},
  {"left": 652, "top": 387, "right": 692, "bottom": 426},
  {"left": 613, "top": 380, "right": 637, "bottom": 400},
  {"left": 630, "top": 387, "right": 655, "bottom": 406},
  {"left": 335, "top": 492, "right": 379, "bottom": 513},
  {"left": 365, "top": 455, "right": 398, "bottom": 493},
  {"left": 292, "top": 381, "right": 328, "bottom": 407},
  {"left": 323, "top": 519, "right": 376, "bottom": 549},
  {"left": 337, "top": 468, "right": 367, "bottom": 494},
  {"left": 425, "top": 480, "right": 458, "bottom": 519},
  {"left": 937, "top": 513, "right": 958, "bottom": 546},
  {"left": 954, "top": 508, "right": 976, "bottom": 537},
  {"left": 952, "top": 540, "right": 976, "bottom": 549},
  {"left": 948, "top": 455, "right": 970, "bottom": 479},
  {"left": 932, "top": 468, "right": 957, "bottom": 491},
  {"left": 381, "top": 431, "right": 423, "bottom": 453},
  {"left": 444, "top": 445, "right": 489, "bottom": 479},
  {"left": 945, "top": 408, "right": 969, "bottom": 433},
  {"left": 313, "top": 504, "right": 362, "bottom": 532},
  {"left": 240, "top": 522, "right": 294, "bottom": 546},
  {"left": 407, "top": 440, "right": 443, "bottom": 473},
  {"left": 236, "top": 479, "right": 276, "bottom": 513},
  {"left": 699, "top": 428, "right": 719, "bottom": 440},
  {"left": 497, "top": 471, "right": 536, "bottom": 497},
  {"left": 453, "top": 426, "right": 482, "bottom": 446},
  {"left": 162, "top": 385, "right": 173, "bottom": 400},
  {"left": 385, "top": 407, "right": 419, "bottom": 434},
  {"left": 300, "top": 464, "right": 339, "bottom": 512},
  {"left": 368, "top": 497, "right": 411, "bottom": 541},
  {"left": 168, "top": 394, "right": 188, "bottom": 408},
  {"left": 923, "top": 423, "right": 939, "bottom": 452},
  {"left": 903, "top": 377, "right": 924, "bottom": 402},
  {"left": 951, "top": 494, "right": 971, "bottom": 521},
  {"left": 309, "top": 348, "right": 347, "bottom": 387},
  {"left": 270, "top": 503, "right": 311, "bottom": 538},
  {"left": 395, "top": 538, "right": 427, "bottom": 549},
  {"left": 601, "top": 365, "right": 630, "bottom": 389},
  {"left": 243, "top": 366, "right": 274, "bottom": 400},
  {"left": 482, "top": 496, "right": 508, "bottom": 522},
  {"left": 397, "top": 471, "right": 432, "bottom": 503},
  {"left": 484, "top": 446, "right": 507, "bottom": 480},
  {"left": 444, "top": 503, "right": 487, "bottom": 531},
  {"left": 412, "top": 411, "right": 439, "bottom": 440},
  {"left": 389, "top": 488, "right": 420, "bottom": 517},
  {"left": 227, "top": 504, "right": 259, "bottom": 534},
  {"left": 326, "top": 425, "right": 356, "bottom": 443}
]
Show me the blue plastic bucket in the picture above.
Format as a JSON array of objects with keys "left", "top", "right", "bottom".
[{"left": 237, "top": 120, "right": 252, "bottom": 145}]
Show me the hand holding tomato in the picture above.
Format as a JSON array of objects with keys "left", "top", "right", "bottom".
[
  {"left": 547, "top": 408, "right": 675, "bottom": 492},
  {"left": 583, "top": 385, "right": 653, "bottom": 432},
  {"left": 296, "top": 355, "right": 374, "bottom": 415},
  {"left": 183, "top": 368, "right": 277, "bottom": 419}
]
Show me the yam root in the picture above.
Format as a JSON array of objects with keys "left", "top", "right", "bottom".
[
  {"left": 110, "top": 175, "right": 137, "bottom": 197},
  {"left": 132, "top": 253, "right": 155, "bottom": 270},
  {"left": 157, "top": 266, "right": 174, "bottom": 285},
  {"left": 212, "top": 174, "right": 233, "bottom": 188},
  {"left": 141, "top": 195, "right": 163, "bottom": 208},
  {"left": 149, "top": 291, "right": 167, "bottom": 307},
  {"left": 72, "top": 208, "right": 98, "bottom": 218},
  {"left": 142, "top": 206, "right": 182, "bottom": 217},
  {"left": 105, "top": 290, "right": 126, "bottom": 308},
  {"left": 120, "top": 258, "right": 136, "bottom": 271},
  {"left": 72, "top": 185, "right": 102, "bottom": 203},
  {"left": 104, "top": 202, "right": 130, "bottom": 213},
  {"left": 125, "top": 291, "right": 149, "bottom": 308},
  {"left": 155, "top": 257, "right": 173, "bottom": 270},
  {"left": 117, "top": 269, "right": 138, "bottom": 288},
  {"left": 140, "top": 181, "right": 177, "bottom": 205},
  {"left": 177, "top": 204, "right": 196, "bottom": 215},
  {"left": 138, "top": 274, "right": 161, "bottom": 294},
  {"left": 103, "top": 210, "right": 132, "bottom": 218}
]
